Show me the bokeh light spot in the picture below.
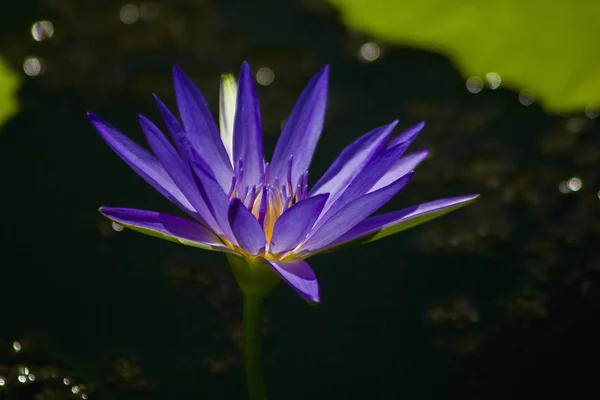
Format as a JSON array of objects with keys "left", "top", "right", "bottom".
[
  {"left": 558, "top": 181, "right": 569, "bottom": 194},
  {"left": 358, "top": 42, "right": 380, "bottom": 62},
  {"left": 485, "top": 72, "right": 501, "bottom": 89},
  {"left": 567, "top": 177, "right": 582, "bottom": 191},
  {"left": 120, "top": 4, "right": 139, "bottom": 24},
  {"left": 23, "top": 56, "right": 43, "bottom": 76},
  {"left": 466, "top": 77, "right": 483, "bottom": 93},
  {"left": 256, "top": 67, "right": 274, "bottom": 86},
  {"left": 31, "top": 20, "right": 54, "bottom": 41}
]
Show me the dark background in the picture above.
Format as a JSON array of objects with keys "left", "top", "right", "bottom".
[{"left": 1, "top": 1, "right": 600, "bottom": 399}]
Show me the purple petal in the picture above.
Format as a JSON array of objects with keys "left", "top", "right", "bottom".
[
  {"left": 233, "top": 62, "right": 264, "bottom": 188},
  {"left": 386, "top": 121, "right": 425, "bottom": 149},
  {"left": 269, "top": 66, "right": 329, "bottom": 185},
  {"left": 315, "top": 139, "right": 412, "bottom": 228},
  {"left": 228, "top": 198, "right": 266, "bottom": 255},
  {"left": 138, "top": 114, "right": 220, "bottom": 232},
  {"left": 154, "top": 95, "right": 193, "bottom": 165},
  {"left": 173, "top": 66, "right": 233, "bottom": 189},
  {"left": 99, "top": 207, "right": 231, "bottom": 252},
  {"left": 317, "top": 194, "right": 480, "bottom": 253},
  {"left": 154, "top": 96, "right": 222, "bottom": 185},
  {"left": 152, "top": 97, "right": 236, "bottom": 241},
  {"left": 369, "top": 149, "right": 429, "bottom": 193},
  {"left": 188, "top": 155, "right": 238, "bottom": 246},
  {"left": 270, "top": 194, "right": 329, "bottom": 254},
  {"left": 88, "top": 113, "right": 195, "bottom": 215},
  {"left": 153, "top": 95, "right": 187, "bottom": 153},
  {"left": 310, "top": 121, "right": 398, "bottom": 198},
  {"left": 298, "top": 172, "right": 414, "bottom": 254},
  {"left": 262, "top": 258, "right": 320, "bottom": 303}
]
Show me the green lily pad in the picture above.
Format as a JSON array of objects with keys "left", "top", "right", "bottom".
[
  {"left": 0, "top": 57, "right": 20, "bottom": 129},
  {"left": 329, "top": 0, "right": 600, "bottom": 112}
]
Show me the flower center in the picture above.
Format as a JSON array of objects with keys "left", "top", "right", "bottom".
[{"left": 227, "top": 160, "right": 308, "bottom": 250}]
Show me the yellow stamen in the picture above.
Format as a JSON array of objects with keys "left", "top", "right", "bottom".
[
  {"left": 274, "top": 189, "right": 283, "bottom": 216},
  {"left": 251, "top": 190, "right": 261, "bottom": 219},
  {"left": 264, "top": 199, "right": 277, "bottom": 243}
]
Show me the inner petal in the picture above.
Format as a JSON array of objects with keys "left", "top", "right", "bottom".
[{"left": 224, "top": 153, "right": 311, "bottom": 256}]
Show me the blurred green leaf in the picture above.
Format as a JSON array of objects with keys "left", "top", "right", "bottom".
[
  {"left": 0, "top": 56, "right": 20, "bottom": 129},
  {"left": 329, "top": 0, "right": 600, "bottom": 112}
]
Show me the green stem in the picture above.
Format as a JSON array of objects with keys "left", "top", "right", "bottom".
[{"left": 243, "top": 294, "right": 266, "bottom": 400}]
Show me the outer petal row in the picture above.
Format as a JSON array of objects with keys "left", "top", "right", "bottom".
[
  {"left": 307, "top": 194, "right": 480, "bottom": 255},
  {"left": 315, "top": 138, "right": 413, "bottom": 226},
  {"left": 101, "top": 206, "right": 321, "bottom": 303},
  {"left": 138, "top": 114, "right": 220, "bottom": 232},
  {"left": 369, "top": 149, "right": 429, "bottom": 193},
  {"left": 298, "top": 172, "right": 414, "bottom": 254},
  {"left": 99, "top": 197, "right": 478, "bottom": 305},
  {"left": 310, "top": 120, "right": 398, "bottom": 200},
  {"left": 88, "top": 113, "right": 197, "bottom": 217},
  {"left": 99, "top": 207, "right": 232, "bottom": 252}
]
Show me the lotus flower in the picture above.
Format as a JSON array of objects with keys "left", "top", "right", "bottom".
[{"left": 88, "top": 62, "right": 478, "bottom": 304}]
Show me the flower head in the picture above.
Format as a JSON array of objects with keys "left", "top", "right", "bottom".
[{"left": 89, "top": 62, "right": 478, "bottom": 303}]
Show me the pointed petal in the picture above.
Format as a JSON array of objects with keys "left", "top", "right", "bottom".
[
  {"left": 298, "top": 172, "right": 414, "bottom": 255},
  {"left": 152, "top": 97, "right": 238, "bottom": 242},
  {"left": 188, "top": 154, "right": 238, "bottom": 246},
  {"left": 228, "top": 198, "right": 266, "bottom": 255},
  {"left": 138, "top": 114, "right": 220, "bottom": 232},
  {"left": 154, "top": 96, "right": 219, "bottom": 181},
  {"left": 315, "top": 138, "right": 412, "bottom": 228},
  {"left": 153, "top": 95, "right": 190, "bottom": 162},
  {"left": 233, "top": 62, "right": 264, "bottom": 188},
  {"left": 386, "top": 121, "right": 425, "bottom": 149},
  {"left": 269, "top": 66, "right": 329, "bottom": 184},
  {"left": 88, "top": 113, "right": 195, "bottom": 215},
  {"left": 219, "top": 73, "right": 237, "bottom": 165},
  {"left": 99, "top": 207, "right": 231, "bottom": 252},
  {"left": 262, "top": 258, "right": 320, "bottom": 303},
  {"left": 369, "top": 149, "right": 429, "bottom": 193},
  {"left": 317, "top": 194, "right": 480, "bottom": 254},
  {"left": 270, "top": 194, "right": 329, "bottom": 254},
  {"left": 310, "top": 121, "right": 398, "bottom": 198},
  {"left": 173, "top": 66, "right": 233, "bottom": 189},
  {"left": 153, "top": 97, "right": 236, "bottom": 240}
]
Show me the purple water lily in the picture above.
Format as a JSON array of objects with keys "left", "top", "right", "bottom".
[{"left": 89, "top": 62, "right": 478, "bottom": 304}]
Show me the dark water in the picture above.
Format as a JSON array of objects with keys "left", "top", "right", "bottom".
[{"left": 1, "top": 1, "right": 599, "bottom": 399}]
